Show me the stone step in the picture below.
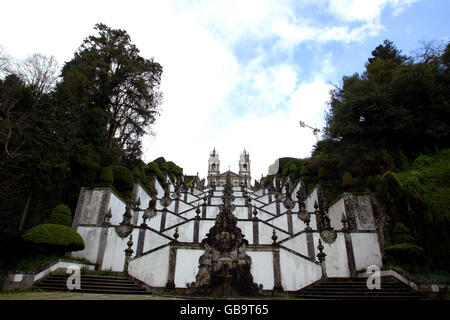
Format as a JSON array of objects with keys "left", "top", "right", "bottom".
[
  {"left": 36, "top": 286, "right": 149, "bottom": 295},
  {"left": 42, "top": 276, "right": 136, "bottom": 285},
  {"left": 300, "top": 289, "right": 418, "bottom": 296},
  {"left": 302, "top": 287, "right": 413, "bottom": 293},
  {"left": 298, "top": 277, "right": 423, "bottom": 300},
  {"left": 35, "top": 273, "right": 149, "bottom": 295},
  {"left": 312, "top": 283, "right": 410, "bottom": 289},
  {"left": 38, "top": 280, "right": 143, "bottom": 289},
  {"left": 47, "top": 274, "right": 130, "bottom": 281},
  {"left": 298, "top": 294, "right": 421, "bottom": 300}
]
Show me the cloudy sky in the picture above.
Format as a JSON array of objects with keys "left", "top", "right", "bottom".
[{"left": 1, "top": 0, "right": 448, "bottom": 180}]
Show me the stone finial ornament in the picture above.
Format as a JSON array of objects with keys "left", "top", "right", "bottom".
[
  {"left": 123, "top": 234, "right": 134, "bottom": 274},
  {"left": 115, "top": 200, "right": 134, "bottom": 238},
  {"left": 252, "top": 206, "right": 258, "bottom": 222},
  {"left": 173, "top": 227, "right": 179, "bottom": 241},
  {"left": 272, "top": 229, "right": 278, "bottom": 244},
  {"left": 195, "top": 206, "right": 201, "bottom": 220}
]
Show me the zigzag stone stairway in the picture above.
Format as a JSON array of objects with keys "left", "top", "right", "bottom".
[
  {"left": 297, "top": 276, "right": 424, "bottom": 300},
  {"left": 35, "top": 273, "right": 150, "bottom": 295}
]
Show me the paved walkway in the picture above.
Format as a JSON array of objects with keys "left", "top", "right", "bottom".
[{"left": 0, "top": 291, "right": 184, "bottom": 300}]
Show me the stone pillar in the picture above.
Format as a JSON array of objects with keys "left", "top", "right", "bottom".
[
  {"left": 166, "top": 246, "right": 177, "bottom": 289},
  {"left": 272, "top": 246, "right": 283, "bottom": 292},
  {"left": 317, "top": 239, "right": 327, "bottom": 279},
  {"left": 136, "top": 227, "right": 146, "bottom": 256},
  {"left": 96, "top": 227, "right": 109, "bottom": 270},
  {"left": 287, "top": 211, "right": 293, "bottom": 234},
  {"left": 97, "top": 190, "right": 111, "bottom": 227},
  {"left": 160, "top": 208, "right": 167, "bottom": 231},
  {"left": 72, "top": 187, "right": 87, "bottom": 229},
  {"left": 306, "top": 231, "right": 315, "bottom": 260},
  {"left": 344, "top": 232, "right": 357, "bottom": 278},
  {"left": 123, "top": 235, "right": 134, "bottom": 275},
  {"left": 202, "top": 202, "right": 207, "bottom": 219}
]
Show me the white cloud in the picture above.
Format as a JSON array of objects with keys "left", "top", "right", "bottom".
[{"left": 0, "top": 0, "right": 419, "bottom": 181}]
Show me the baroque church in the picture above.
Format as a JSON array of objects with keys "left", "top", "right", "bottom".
[
  {"left": 207, "top": 148, "right": 251, "bottom": 187},
  {"left": 68, "top": 148, "right": 384, "bottom": 296}
]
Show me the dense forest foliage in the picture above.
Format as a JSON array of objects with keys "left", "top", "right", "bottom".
[
  {"left": 0, "top": 24, "right": 185, "bottom": 271},
  {"left": 270, "top": 40, "right": 450, "bottom": 273}
]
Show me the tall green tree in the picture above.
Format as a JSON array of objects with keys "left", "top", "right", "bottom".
[{"left": 61, "top": 23, "right": 163, "bottom": 151}]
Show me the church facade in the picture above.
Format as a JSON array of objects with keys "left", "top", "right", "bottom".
[
  {"left": 69, "top": 150, "right": 383, "bottom": 295},
  {"left": 207, "top": 149, "right": 251, "bottom": 187}
]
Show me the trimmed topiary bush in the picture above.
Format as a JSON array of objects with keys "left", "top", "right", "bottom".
[
  {"left": 132, "top": 166, "right": 141, "bottom": 179},
  {"left": 342, "top": 172, "right": 355, "bottom": 188},
  {"left": 22, "top": 224, "right": 85, "bottom": 253},
  {"left": 384, "top": 243, "right": 424, "bottom": 270},
  {"left": 50, "top": 204, "right": 72, "bottom": 226},
  {"left": 100, "top": 166, "right": 114, "bottom": 184},
  {"left": 110, "top": 165, "right": 134, "bottom": 192}
]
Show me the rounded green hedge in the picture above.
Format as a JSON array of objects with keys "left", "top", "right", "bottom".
[
  {"left": 385, "top": 243, "right": 424, "bottom": 267},
  {"left": 342, "top": 172, "right": 355, "bottom": 187},
  {"left": 22, "top": 224, "right": 85, "bottom": 252},
  {"left": 100, "top": 166, "right": 114, "bottom": 184},
  {"left": 109, "top": 165, "right": 134, "bottom": 192},
  {"left": 50, "top": 204, "right": 72, "bottom": 226}
]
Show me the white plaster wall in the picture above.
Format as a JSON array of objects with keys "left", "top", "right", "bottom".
[
  {"left": 142, "top": 229, "right": 171, "bottom": 253},
  {"left": 79, "top": 189, "right": 104, "bottom": 225},
  {"left": 70, "top": 226, "right": 102, "bottom": 263},
  {"left": 108, "top": 192, "right": 127, "bottom": 226},
  {"left": 174, "top": 249, "right": 204, "bottom": 288},
  {"left": 351, "top": 233, "right": 382, "bottom": 270},
  {"left": 246, "top": 251, "right": 274, "bottom": 290},
  {"left": 254, "top": 209, "right": 273, "bottom": 222},
  {"left": 163, "top": 221, "right": 194, "bottom": 242},
  {"left": 233, "top": 198, "right": 245, "bottom": 206},
  {"left": 185, "top": 193, "right": 198, "bottom": 203},
  {"left": 292, "top": 214, "right": 307, "bottom": 234},
  {"left": 133, "top": 184, "right": 151, "bottom": 226},
  {"left": 199, "top": 220, "right": 215, "bottom": 240},
  {"left": 255, "top": 195, "right": 269, "bottom": 204},
  {"left": 237, "top": 221, "right": 253, "bottom": 244},
  {"left": 101, "top": 228, "right": 139, "bottom": 272},
  {"left": 328, "top": 197, "right": 345, "bottom": 231},
  {"left": 128, "top": 245, "right": 170, "bottom": 287},
  {"left": 281, "top": 233, "right": 309, "bottom": 257},
  {"left": 252, "top": 189, "right": 263, "bottom": 197},
  {"left": 154, "top": 179, "right": 164, "bottom": 197},
  {"left": 270, "top": 215, "right": 288, "bottom": 233},
  {"left": 134, "top": 184, "right": 151, "bottom": 209},
  {"left": 279, "top": 249, "right": 322, "bottom": 291},
  {"left": 190, "top": 199, "right": 202, "bottom": 207},
  {"left": 206, "top": 206, "right": 220, "bottom": 219},
  {"left": 305, "top": 187, "right": 318, "bottom": 212},
  {"left": 263, "top": 202, "right": 277, "bottom": 214},
  {"left": 147, "top": 211, "right": 162, "bottom": 231},
  {"left": 165, "top": 212, "right": 186, "bottom": 229},
  {"left": 210, "top": 197, "right": 222, "bottom": 205},
  {"left": 258, "top": 223, "right": 290, "bottom": 244},
  {"left": 313, "top": 233, "right": 350, "bottom": 278},
  {"left": 234, "top": 206, "right": 249, "bottom": 219},
  {"left": 178, "top": 207, "right": 195, "bottom": 220},
  {"left": 178, "top": 201, "right": 194, "bottom": 214}
]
